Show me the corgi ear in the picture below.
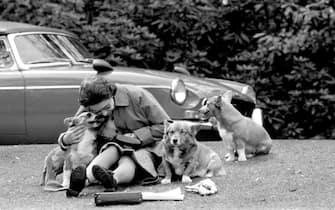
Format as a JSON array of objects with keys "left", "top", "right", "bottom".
[
  {"left": 163, "top": 119, "right": 173, "bottom": 133},
  {"left": 222, "top": 90, "right": 233, "bottom": 103},
  {"left": 64, "top": 117, "right": 74, "bottom": 127},
  {"left": 190, "top": 124, "right": 201, "bottom": 136},
  {"left": 215, "top": 96, "right": 222, "bottom": 108}
]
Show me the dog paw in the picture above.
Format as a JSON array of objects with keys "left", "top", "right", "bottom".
[
  {"left": 182, "top": 175, "right": 192, "bottom": 183},
  {"left": 205, "top": 171, "right": 214, "bottom": 178},
  {"left": 237, "top": 156, "right": 247, "bottom": 161},
  {"left": 161, "top": 178, "right": 172, "bottom": 185},
  {"left": 61, "top": 180, "right": 70, "bottom": 189},
  {"left": 43, "top": 181, "right": 67, "bottom": 192},
  {"left": 246, "top": 154, "right": 255, "bottom": 159},
  {"left": 225, "top": 154, "right": 235, "bottom": 162}
]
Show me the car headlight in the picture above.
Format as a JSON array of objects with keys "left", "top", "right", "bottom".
[
  {"left": 251, "top": 108, "right": 263, "bottom": 126},
  {"left": 171, "top": 78, "right": 187, "bottom": 104}
]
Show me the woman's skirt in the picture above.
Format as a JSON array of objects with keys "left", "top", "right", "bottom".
[{"left": 99, "top": 141, "right": 164, "bottom": 185}]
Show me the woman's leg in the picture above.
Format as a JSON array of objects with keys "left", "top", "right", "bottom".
[
  {"left": 86, "top": 146, "right": 120, "bottom": 183},
  {"left": 91, "top": 155, "right": 136, "bottom": 191},
  {"left": 113, "top": 156, "right": 136, "bottom": 184}
]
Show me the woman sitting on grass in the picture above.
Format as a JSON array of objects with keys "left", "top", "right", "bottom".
[{"left": 58, "top": 74, "right": 170, "bottom": 197}]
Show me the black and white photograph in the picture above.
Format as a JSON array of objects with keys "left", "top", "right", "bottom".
[{"left": 0, "top": 0, "right": 334, "bottom": 209}]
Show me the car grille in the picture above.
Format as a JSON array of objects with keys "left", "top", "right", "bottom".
[
  {"left": 196, "top": 129, "right": 221, "bottom": 141},
  {"left": 231, "top": 98, "right": 255, "bottom": 117}
]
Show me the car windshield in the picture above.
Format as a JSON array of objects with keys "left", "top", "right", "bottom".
[{"left": 14, "top": 33, "right": 92, "bottom": 65}]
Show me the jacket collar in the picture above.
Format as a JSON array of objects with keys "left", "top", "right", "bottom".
[{"left": 114, "top": 86, "right": 129, "bottom": 107}]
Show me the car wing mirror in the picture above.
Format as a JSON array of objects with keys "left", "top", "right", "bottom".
[
  {"left": 0, "top": 51, "right": 13, "bottom": 67},
  {"left": 92, "top": 59, "right": 114, "bottom": 73},
  {"left": 173, "top": 66, "right": 191, "bottom": 75}
]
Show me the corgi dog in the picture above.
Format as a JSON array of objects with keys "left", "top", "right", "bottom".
[
  {"left": 40, "top": 112, "right": 102, "bottom": 190},
  {"left": 199, "top": 90, "right": 272, "bottom": 162},
  {"left": 161, "top": 120, "right": 225, "bottom": 184}
]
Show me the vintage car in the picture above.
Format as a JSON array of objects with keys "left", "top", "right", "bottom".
[{"left": 0, "top": 21, "right": 262, "bottom": 144}]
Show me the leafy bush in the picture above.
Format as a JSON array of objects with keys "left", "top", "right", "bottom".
[
  {"left": 0, "top": 0, "right": 334, "bottom": 139},
  {"left": 230, "top": 1, "right": 335, "bottom": 138}
]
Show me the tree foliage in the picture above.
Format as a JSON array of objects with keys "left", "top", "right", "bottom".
[{"left": 1, "top": 0, "right": 334, "bottom": 139}]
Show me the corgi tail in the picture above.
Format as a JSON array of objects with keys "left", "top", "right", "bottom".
[
  {"left": 208, "top": 155, "right": 226, "bottom": 176},
  {"left": 216, "top": 167, "right": 226, "bottom": 176},
  {"left": 40, "top": 165, "right": 47, "bottom": 186},
  {"left": 256, "top": 143, "right": 272, "bottom": 155}
]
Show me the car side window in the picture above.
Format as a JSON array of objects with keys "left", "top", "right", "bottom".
[
  {"left": 14, "top": 34, "right": 69, "bottom": 64},
  {"left": 0, "top": 40, "right": 13, "bottom": 68}
]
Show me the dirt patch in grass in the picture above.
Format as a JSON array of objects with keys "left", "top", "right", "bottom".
[{"left": 1, "top": 140, "right": 335, "bottom": 210}]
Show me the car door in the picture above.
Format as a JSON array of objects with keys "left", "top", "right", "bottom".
[
  {"left": 8, "top": 32, "right": 96, "bottom": 144},
  {"left": 0, "top": 38, "right": 25, "bottom": 137},
  {"left": 22, "top": 66, "right": 95, "bottom": 143}
]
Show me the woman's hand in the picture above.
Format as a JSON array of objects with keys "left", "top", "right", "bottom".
[
  {"left": 123, "top": 133, "right": 136, "bottom": 138},
  {"left": 115, "top": 133, "right": 141, "bottom": 148},
  {"left": 100, "top": 120, "right": 118, "bottom": 140},
  {"left": 62, "top": 125, "right": 86, "bottom": 145}
]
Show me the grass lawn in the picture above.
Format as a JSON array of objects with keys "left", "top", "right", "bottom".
[{"left": 1, "top": 140, "right": 335, "bottom": 210}]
